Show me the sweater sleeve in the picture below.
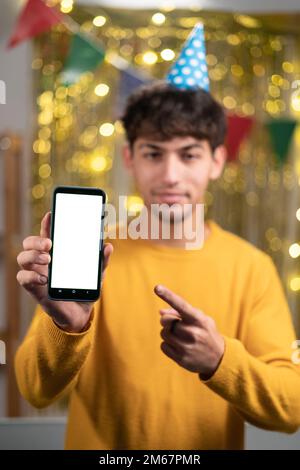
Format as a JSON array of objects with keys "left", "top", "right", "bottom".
[
  {"left": 15, "top": 303, "right": 96, "bottom": 408},
  {"left": 200, "top": 253, "right": 300, "bottom": 433}
]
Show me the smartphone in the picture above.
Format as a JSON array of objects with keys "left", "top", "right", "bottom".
[{"left": 48, "top": 185, "right": 106, "bottom": 302}]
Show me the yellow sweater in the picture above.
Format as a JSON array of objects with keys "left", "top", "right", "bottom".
[{"left": 15, "top": 220, "right": 300, "bottom": 449}]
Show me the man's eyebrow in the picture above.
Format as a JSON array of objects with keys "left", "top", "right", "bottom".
[
  {"left": 138, "top": 143, "right": 205, "bottom": 151},
  {"left": 138, "top": 143, "right": 164, "bottom": 150},
  {"left": 179, "top": 144, "right": 205, "bottom": 151}
]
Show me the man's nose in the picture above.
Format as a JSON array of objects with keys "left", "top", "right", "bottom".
[{"left": 160, "top": 155, "right": 182, "bottom": 185}]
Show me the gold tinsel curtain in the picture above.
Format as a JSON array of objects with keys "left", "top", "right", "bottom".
[{"left": 31, "top": 5, "right": 300, "bottom": 334}]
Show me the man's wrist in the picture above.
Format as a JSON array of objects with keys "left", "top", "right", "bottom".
[
  {"left": 199, "top": 336, "right": 225, "bottom": 380},
  {"left": 52, "top": 316, "right": 92, "bottom": 333}
]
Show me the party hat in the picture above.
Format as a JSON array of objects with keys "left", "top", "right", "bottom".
[{"left": 166, "top": 23, "right": 209, "bottom": 91}]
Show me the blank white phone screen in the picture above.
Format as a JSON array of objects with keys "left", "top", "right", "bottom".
[{"left": 51, "top": 193, "right": 103, "bottom": 289}]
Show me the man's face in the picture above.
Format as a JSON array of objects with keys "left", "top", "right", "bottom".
[{"left": 123, "top": 136, "right": 226, "bottom": 220}]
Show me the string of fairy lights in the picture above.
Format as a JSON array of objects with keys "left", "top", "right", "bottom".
[{"left": 29, "top": 0, "right": 300, "bottom": 330}]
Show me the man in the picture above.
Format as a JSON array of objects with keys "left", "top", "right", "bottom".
[{"left": 15, "top": 83, "right": 300, "bottom": 449}]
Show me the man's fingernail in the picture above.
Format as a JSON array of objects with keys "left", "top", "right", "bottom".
[
  {"left": 155, "top": 285, "right": 163, "bottom": 294},
  {"left": 39, "top": 275, "right": 48, "bottom": 284}
]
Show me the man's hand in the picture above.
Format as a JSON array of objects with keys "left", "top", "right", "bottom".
[
  {"left": 154, "top": 284, "right": 225, "bottom": 380},
  {"left": 16, "top": 211, "right": 113, "bottom": 333}
]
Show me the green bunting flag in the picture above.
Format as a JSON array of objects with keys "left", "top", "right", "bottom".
[
  {"left": 60, "top": 32, "right": 105, "bottom": 85},
  {"left": 266, "top": 119, "right": 297, "bottom": 165}
]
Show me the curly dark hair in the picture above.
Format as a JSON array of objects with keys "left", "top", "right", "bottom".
[{"left": 121, "top": 81, "right": 227, "bottom": 151}]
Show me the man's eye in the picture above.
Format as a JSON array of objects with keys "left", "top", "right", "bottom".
[
  {"left": 144, "top": 153, "right": 161, "bottom": 159},
  {"left": 182, "top": 154, "right": 198, "bottom": 160}
]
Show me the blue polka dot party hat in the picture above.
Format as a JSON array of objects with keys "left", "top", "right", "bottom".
[{"left": 166, "top": 23, "right": 209, "bottom": 91}]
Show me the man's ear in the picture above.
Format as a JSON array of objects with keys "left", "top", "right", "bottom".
[
  {"left": 210, "top": 145, "right": 227, "bottom": 181},
  {"left": 122, "top": 143, "right": 134, "bottom": 173}
]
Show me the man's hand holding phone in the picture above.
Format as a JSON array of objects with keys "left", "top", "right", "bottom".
[{"left": 16, "top": 211, "right": 113, "bottom": 333}]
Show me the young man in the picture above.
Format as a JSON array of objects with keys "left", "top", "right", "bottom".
[{"left": 15, "top": 83, "right": 300, "bottom": 449}]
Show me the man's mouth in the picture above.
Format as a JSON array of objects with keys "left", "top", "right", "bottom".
[{"left": 153, "top": 192, "right": 188, "bottom": 203}]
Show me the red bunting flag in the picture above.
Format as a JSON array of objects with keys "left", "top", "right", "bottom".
[
  {"left": 225, "top": 114, "right": 254, "bottom": 162},
  {"left": 8, "top": 0, "right": 63, "bottom": 48}
]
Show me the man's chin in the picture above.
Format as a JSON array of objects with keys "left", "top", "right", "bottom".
[{"left": 151, "top": 203, "right": 194, "bottom": 224}]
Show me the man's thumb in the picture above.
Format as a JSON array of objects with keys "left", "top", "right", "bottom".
[{"left": 40, "top": 211, "right": 51, "bottom": 239}]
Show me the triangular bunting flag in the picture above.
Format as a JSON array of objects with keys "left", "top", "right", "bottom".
[
  {"left": 8, "top": 0, "right": 63, "bottom": 48},
  {"left": 225, "top": 114, "right": 254, "bottom": 161},
  {"left": 266, "top": 119, "right": 297, "bottom": 165},
  {"left": 113, "top": 69, "right": 149, "bottom": 119},
  {"left": 60, "top": 33, "right": 105, "bottom": 85}
]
